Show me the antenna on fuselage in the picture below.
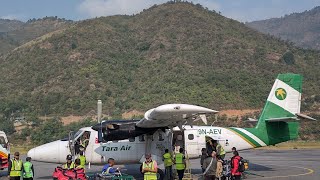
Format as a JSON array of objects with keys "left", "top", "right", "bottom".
[{"left": 97, "top": 100, "right": 102, "bottom": 123}]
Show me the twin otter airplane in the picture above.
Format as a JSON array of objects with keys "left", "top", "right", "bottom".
[{"left": 27, "top": 73, "right": 315, "bottom": 164}]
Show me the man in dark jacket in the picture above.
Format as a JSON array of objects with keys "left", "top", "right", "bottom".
[
  {"left": 200, "top": 148, "right": 207, "bottom": 172},
  {"left": 202, "top": 151, "right": 217, "bottom": 180}
]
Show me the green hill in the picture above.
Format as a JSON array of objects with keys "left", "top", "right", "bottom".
[
  {"left": 0, "top": 2, "right": 319, "bottom": 118},
  {"left": 247, "top": 6, "right": 320, "bottom": 50}
]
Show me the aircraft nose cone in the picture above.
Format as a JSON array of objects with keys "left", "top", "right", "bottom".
[
  {"left": 27, "top": 148, "right": 35, "bottom": 159},
  {"left": 27, "top": 140, "right": 69, "bottom": 163}
]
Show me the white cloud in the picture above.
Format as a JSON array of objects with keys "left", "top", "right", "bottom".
[
  {"left": 77, "top": 0, "right": 165, "bottom": 18},
  {"left": 0, "top": 14, "right": 24, "bottom": 20}
]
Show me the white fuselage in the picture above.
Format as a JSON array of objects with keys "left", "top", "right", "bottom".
[{"left": 27, "top": 126, "right": 261, "bottom": 165}]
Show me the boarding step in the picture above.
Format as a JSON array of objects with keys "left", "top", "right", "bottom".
[{"left": 182, "top": 173, "right": 192, "bottom": 180}]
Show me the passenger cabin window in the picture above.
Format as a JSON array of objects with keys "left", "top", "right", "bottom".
[
  {"left": 188, "top": 134, "right": 194, "bottom": 140},
  {"left": 129, "top": 137, "right": 135, "bottom": 142},
  {"left": 158, "top": 133, "right": 164, "bottom": 141},
  {"left": 139, "top": 135, "right": 145, "bottom": 142}
]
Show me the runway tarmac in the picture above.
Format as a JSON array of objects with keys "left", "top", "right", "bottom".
[{"left": 0, "top": 149, "right": 319, "bottom": 180}]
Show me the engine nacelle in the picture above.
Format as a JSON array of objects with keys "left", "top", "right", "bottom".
[{"left": 92, "top": 120, "right": 159, "bottom": 142}]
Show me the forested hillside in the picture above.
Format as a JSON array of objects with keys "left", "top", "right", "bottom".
[{"left": 0, "top": 2, "right": 319, "bottom": 143}]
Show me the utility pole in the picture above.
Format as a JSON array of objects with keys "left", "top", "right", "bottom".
[{"left": 97, "top": 100, "right": 102, "bottom": 123}]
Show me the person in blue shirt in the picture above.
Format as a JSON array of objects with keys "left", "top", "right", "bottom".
[{"left": 102, "top": 158, "right": 117, "bottom": 175}]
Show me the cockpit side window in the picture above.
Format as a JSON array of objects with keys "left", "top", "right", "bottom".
[
  {"left": 139, "top": 135, "right": 145, "bottom": 142},
  {"left": 0, "top": 136, "right": 6, "bottom": 148}
]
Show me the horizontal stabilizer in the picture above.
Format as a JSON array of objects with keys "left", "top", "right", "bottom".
[
  {"left": 265, "top": 117, "right": 299, "bottom": 122},
  {"left": 246, "top": 118, "right": 258, "bottom": 122},
  {"left": 266, "top": 114, "right": 317, "bottom": 122},
  {"left": 296, "top": 113, "right": 317, "bottom": 121}
]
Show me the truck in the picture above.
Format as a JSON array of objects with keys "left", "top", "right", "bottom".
[{"left": 0, "top": 131, "right": 10, "bottom": 170}]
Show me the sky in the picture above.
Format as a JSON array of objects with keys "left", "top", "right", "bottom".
[{"left": 1, "top": 0, "right": 320, "bottom": 22}]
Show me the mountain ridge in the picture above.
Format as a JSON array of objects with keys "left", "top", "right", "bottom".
[
  {"left": 0, "top": 17, "right": 73, "bottom": 55},
  {"left": 247, "top": 6, "right": 320, "bottom": 50}
]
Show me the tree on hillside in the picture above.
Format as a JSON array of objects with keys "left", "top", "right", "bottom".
[
  {"left": 30, "top": 117, "right": 64, "bottom": 145},
  {"left": 0, "top": 116, "right": 15, "bottom": 135},
  {"left": 282, "top": 51, "right": 295, "bottom": 65}
]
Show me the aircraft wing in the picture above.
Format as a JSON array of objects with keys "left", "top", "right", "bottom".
[{"left": 135, "top": 104, "right": 218, "bottom": 129}]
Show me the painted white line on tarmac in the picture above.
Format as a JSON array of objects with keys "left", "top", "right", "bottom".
[{"left": 250, "top": 164, "right": 314, "bottom": 179}]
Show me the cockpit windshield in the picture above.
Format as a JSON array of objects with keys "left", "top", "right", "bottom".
[
  {"left": 60, "top": 130, "right": 83, "bottom": 141},
  {"left": 73, "top": 130, "right": 83, "bottom": 139}
]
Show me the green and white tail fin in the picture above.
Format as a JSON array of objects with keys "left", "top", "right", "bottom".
[
  {"left": 246, "top": 73, "right": 303, "bottom": 146},
  {"left": 258, "top": 73, "right": 302, "bottom": 123}
]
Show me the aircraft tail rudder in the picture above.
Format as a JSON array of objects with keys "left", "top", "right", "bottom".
[{"left": 246, "top": 73, "right": 302, "bottom": 146}]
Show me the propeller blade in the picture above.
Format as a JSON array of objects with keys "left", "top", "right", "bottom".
[{"left": 199, "top": 114, "right": 207, "bottom": 125}]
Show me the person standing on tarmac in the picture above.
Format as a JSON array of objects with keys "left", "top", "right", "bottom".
[
  {"left": 79, "top": 151, "right": 86, "bottom": 168},
  {"left": 231, "top": 151, "right": 242, "bottom": 180},
  {"left": 74, "top": 158, "right": 86, "bottom": 179},
  {"left": 163, "top": 149, "right": 173, "bottom": 180},
  {"left": 231, "top": 147, "right": 237, "bottom": 153},
  {"left": 202, "top": 151, "right": 217, "bottom": 180},
  {"left": 23, "top": 157, "right": 34, "bottom": 180},
  {"left": 216, "top": 157, "right": 223, "bottom": 180},
  {"left": 75, "top": 158, "right": 84, "bottom": 169},
  {"left": 213, "top": 141, "right": 226, "bottom": 160},
  {"left": 63, "top": 155, "right": 75, "bottom": 169},
  {"left": 175, "top": 148, "right": 186, "bottom": 180},
  {"left": 8, "top": 152, "right": 23, "bottom": 180},
  {"left": 141, "top": 154, "right": 158, "bottom": 180}
]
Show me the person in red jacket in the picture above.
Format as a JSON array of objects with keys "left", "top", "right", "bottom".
[{"left": 231, "top": 151, "right": 242, "bottom": 180}]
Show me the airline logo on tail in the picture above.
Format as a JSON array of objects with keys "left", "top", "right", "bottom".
[{"left": 275, "top": 88, "right": 287, "bottom": 100}]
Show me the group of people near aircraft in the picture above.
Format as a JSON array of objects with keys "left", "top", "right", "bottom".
[
  {"left": 202, "top": 140, "right": 245, "bottom": 180},
  {"left": 160, "top": 140, "right": 245, "bottom": 180},
  {"left": 161, "top": 148, "right": 186, "bottom": 180},
  {"left": 7, "top": 152, "right": 34, "bottom": 180}
]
